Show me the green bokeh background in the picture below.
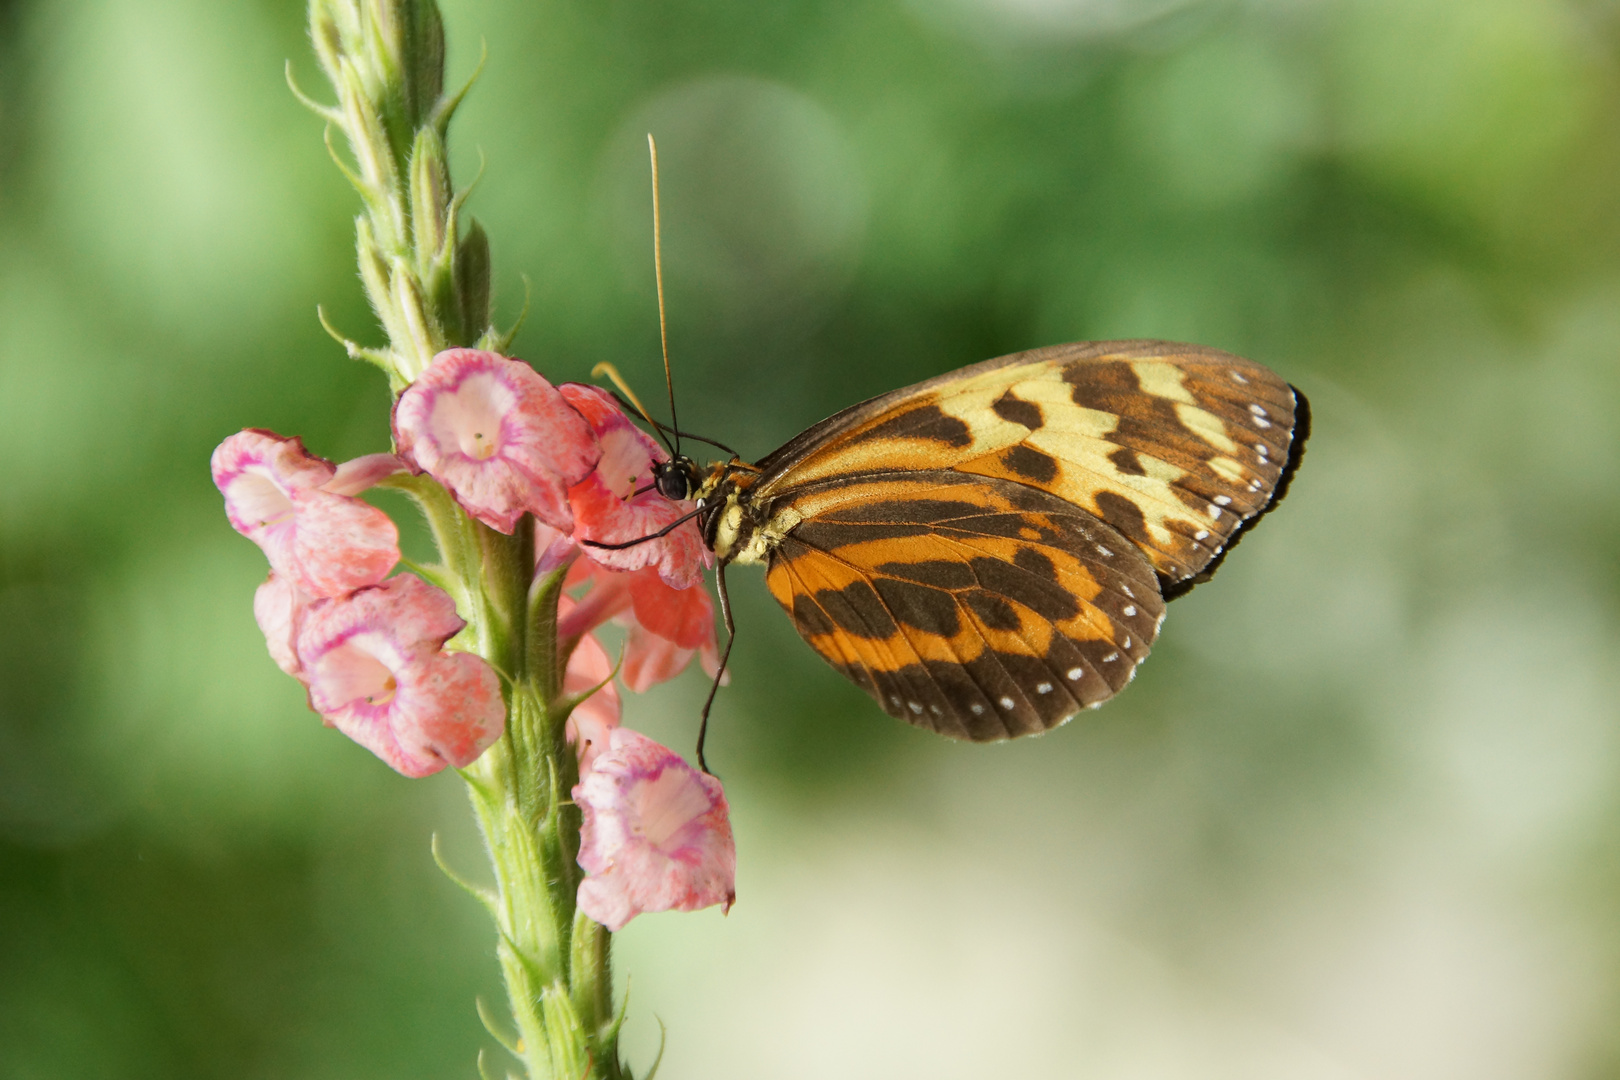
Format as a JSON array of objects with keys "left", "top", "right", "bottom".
[{"left": 4, "top": 0, "right": 1620, "bottom": 1076}]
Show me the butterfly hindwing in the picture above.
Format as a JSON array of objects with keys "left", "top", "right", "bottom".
[
  {"left": 762, "top": 471, "right": 1164, "bottom": 741},
  {"left": 754, "top": 340, "right": 1307, "bottom": 592}
]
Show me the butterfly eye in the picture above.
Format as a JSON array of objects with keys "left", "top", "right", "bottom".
[{"left": 654, "top": 460, "right": 693, "bottom": 500}]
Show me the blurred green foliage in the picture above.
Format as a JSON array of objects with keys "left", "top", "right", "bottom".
[{"left": 4, "top": 0, "right": 1620, "bottom": 1077}]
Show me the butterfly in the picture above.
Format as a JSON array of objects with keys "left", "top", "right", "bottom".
[{"left": 610, "top": 338, "right": 1308, "bottom": 752}]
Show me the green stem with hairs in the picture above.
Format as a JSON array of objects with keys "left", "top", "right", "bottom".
[{"left": 300, "top": 1, "right": 627, "bottom": 1076}]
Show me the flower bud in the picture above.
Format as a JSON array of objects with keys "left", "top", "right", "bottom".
[
  {"left": 455, "top": 217, "right": 492, "bottom": 342},
  {"left": 409, "top": 126, "right": 451, "bottom": 262},
  {"left": 308, "top": 0, "right": 347, "bottom": 86},
  {"left": 338, "top": 57, "right": 401, "bottom": 226}
]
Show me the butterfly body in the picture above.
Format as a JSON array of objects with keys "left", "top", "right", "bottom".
[{"left": 678, "top": 339, "right": 1307, "bottom": 741}]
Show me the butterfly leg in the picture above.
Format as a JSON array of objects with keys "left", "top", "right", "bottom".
[{"left": 695, "top": 563, "right": 737, "bottom": 775}]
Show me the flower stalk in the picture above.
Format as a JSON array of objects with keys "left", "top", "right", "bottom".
[
  {"left": 296, "top": 1, "right": 624, "bottom": 1076},
  {"left": 211, "top": 3, "right": 736, "bottom": 1074}
]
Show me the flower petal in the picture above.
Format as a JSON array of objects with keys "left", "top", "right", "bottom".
[
  {"left": 628, "top": 567, "right": 715, "bottom": 650},
  {"left": 395, "top": 350, "right": 599, "bottom": 533},
  {"left": 288, "top": 488, "right": 400, "bottom": 597},
  {"left": 253, "top": 572, "right": 308, "bottom": 679},
  {"left": 295, "top": 574, "right": 503, "bottom": 777},
  {"left": 213, "top": 429, "right": 399, "bottom": 597},
  {"left": 326, "top": 453, "right": 409, "bottom": 496},
  {"left": 560, "top": 609, "right": 620, "bottom": 775},
  {"left": 559, "top": 384, "right": 707, "bottom": 588},
  {"left": 574, "top": 728, "right": 735, "bottom": 931},
  {"left": 620, "top": 621, "right": 727, "bottom": 694}
]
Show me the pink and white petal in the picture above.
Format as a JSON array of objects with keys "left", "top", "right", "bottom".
[
  {"left": 558, "top": 385, "right": 706, "bottom": 587},
  {"left": 568, "top": 478, "right": 705, "bottom": 586},
  {"left": 326, "top": 453, "right": 409, "bottom": 496},
  {"left": 296, "top": 574, "right": 467, "bottom": 672},
  {"left": 557, "top": 383, "right": 630, "bottom": 433},
  {"left": 296, "top": 577, "right": 504, "bottom": 778},
  {"left": 253, "top": 572, "right": 309, "bottom": 679},
  {"left": 431, "top": 452, "right": 574, "bottom": 534},
  {"left": 394, "top": 350, "right": 599, "bottom": 533},
  {"left": 535, "top": 521, "right": 582, "bottom": 577},
  {"left": 287, "top": 488, "right": 400, "bottom": 597},
  {"left": 574, "top": 728, "right": 736, "bottom": 931},
  {"left": 317, "top": 649, "right": 504, "bottom": 778},
  {"left": 562, "top": 626, "right": 620, "bottom": 774},
  {"left": 385, "top": 650, "right": 506, "bottom": 773},
  {"left": 619, "top": 625, "right": 696, "bottom": 694},
  {"left": 212, "top": 429, "right": 335, "bottom": 506},
  {"left": 558, "top": 569, "right": 634, "bottom": 641},
  {"left": 628, "top": 569, "right": 715, "bottom": 650}
]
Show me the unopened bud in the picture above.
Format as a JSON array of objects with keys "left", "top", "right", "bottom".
[
  {"left": 308, "top": 0, "right": 347, "bottom": 86},
  {"left": 410, "top": 127, "right": 451, "bottom": 261},
  {"left": 391, "top": 258, "right": 438, "bottom": 379},
  {"left": 456, "top": 218, "right": 492, "bottom": 342},
  {"left": 406, "top": 0, "right": 446, "bottom": 124}
]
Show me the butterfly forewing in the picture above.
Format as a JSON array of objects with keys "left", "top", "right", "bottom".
[
  {"left": 755, "top": 340, "right": 1305, "bottom": 589},
  {"left": 762, "top": 471, "right": 1164, "bottom": 740}
]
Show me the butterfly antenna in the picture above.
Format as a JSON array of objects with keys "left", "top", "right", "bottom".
[
  {"left": 648, "top": 133, "right": 682, "bottom": 457},
  {"left": 591, "top": 362, "right": 675, "bottom": 454}
]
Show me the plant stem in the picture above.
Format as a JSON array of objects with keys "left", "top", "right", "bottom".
[{"left": 303, "top": 2, "right": 626, "bottom": 1075}]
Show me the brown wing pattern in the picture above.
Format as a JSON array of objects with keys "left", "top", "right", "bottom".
[
  {"left": 763, "top": 471, "right": 1165, "bottom": 740},
  {"left": 756, "top": 340, "right": 1307, "bottom": 589}
]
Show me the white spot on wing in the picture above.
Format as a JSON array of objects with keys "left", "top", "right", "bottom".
[
  {"left": 970, "top": 703, "right": 985, "bottom": 715},
  {"left": 1103, "top": 652, "right": 1120, "bottom": 662},
  {"left": 1208, "top": 504, "right": 1222, "bottom": 519},
  {"left": 1214, "top": 495, "right": 1232, "bottom": 506},
  {"left": 1122, "top": 636, "right": 1132, "bottom": 649},
  {"left": 1195, "top": 530, "right": 1209, "bottom": 541},
  {"left": 1096, "top": 545, "right": 1113, "bottom": 557},
  {"left": 1066, "top": 667, "right": 1084, "bottom": 680},
  {"left": 999, "top": 696, "right": 1016, "bottom": 710},
  {"left": 1249, "top": 404, "right": 1268, "bottom": 416},
  {"left": 1121, "top": 584, "right": 1135, "bottom": 598},
  {"left": 1230, "top": 370, "right": 1249, "bottom": 384},
  {"left": 1036, "top": 682, "right": 1053, "bottom": 694},
  {"left": 909, "top": 701, "right": 923, "bottom": 714},
  {"left": 1123, "top": 605, "right": 1136, "bottom": 616}
]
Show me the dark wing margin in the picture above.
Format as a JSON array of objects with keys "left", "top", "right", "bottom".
[{"left": 1160, "top": 382, "right": 1310, "bottom": 600}]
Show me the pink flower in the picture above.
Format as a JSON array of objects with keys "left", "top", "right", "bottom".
[
  {"left": 574, "top": 728, "right": 736, "bottom": 931},
  {"left": 394, "top": 349, "right": 599, "bottom": 534},
  {"left": 213, "top": 430, "right": 401, "bottom": 597},
  {"left": 553, "top": 555, "right": 724, "bottom": 693},
  {"left": 254, "top": 572, "right": 309, "bottom": 679},
  {"left": 559, "top": 597, "right": 620, "bottom": 775},
  {"left": 558, "top": 384, "right": 707, "bottom": 589},
  {"left": 296, "top": 573, "right": 505, "bottom": 778}
]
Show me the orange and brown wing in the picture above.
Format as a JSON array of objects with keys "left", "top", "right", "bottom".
[
  {"left": 756, "top": 340, "right": 1307, "bottom": 593},
  {"left": 763, "top": 471, "right": 1164, "bottom": 740}
]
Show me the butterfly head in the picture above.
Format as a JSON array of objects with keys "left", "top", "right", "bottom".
[{"left": 652, "top": 455, "right": 703, "bottom": 501}]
